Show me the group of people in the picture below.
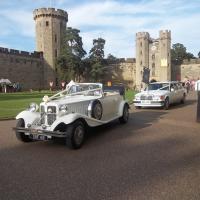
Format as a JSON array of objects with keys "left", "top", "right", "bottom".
[
  {"left": 184, "top": 79, "right": 199, "bottom": 93},
  {"left": 0, "top": 82, "right": 21, "bottom": 93}
]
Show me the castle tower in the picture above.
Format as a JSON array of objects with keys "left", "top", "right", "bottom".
[
  {"left": 159, "top": 30, "right": 171, "bottom": 81},
  {"left": 33, "top": 8, "right": 68, "bottom": 87},
  {"left": 135, "top": 32, "right": 150, "bottom": 90}
]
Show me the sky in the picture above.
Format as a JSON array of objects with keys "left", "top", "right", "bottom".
[{"left": 0, "top": 0, "right": 199, "bottom": 58}]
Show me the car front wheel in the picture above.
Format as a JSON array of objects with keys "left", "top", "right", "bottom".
[
  {"left": 15, "top": 119, "right": 33, "bottom": 142},
  {"left": 119, "top": 104, "right": 129, "bottom": 124},
  {"left": 66, "top": 120, "right": 86, "bottom": 149}
]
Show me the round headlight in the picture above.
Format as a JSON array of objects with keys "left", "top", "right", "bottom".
[
  {"left": 28, "top": 103, "right": 39, "bottom": 112},
  {"left": 59, "top": 105, "right": 68, "bottom": 114}
]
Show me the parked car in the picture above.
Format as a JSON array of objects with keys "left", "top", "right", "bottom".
[
  {"left": 133, "top": 81, "right": 186, "bottom": 109},
  {"left": 13, "top": 81, "right": 129, "bottom": 149}
]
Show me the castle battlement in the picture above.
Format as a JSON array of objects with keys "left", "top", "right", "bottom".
[
  {"left": 159, "top": 30, "right": 171, "bottom": 39},
  {"left": 33, "top": 7, "right": 68, "bottom": 21},
  {"left": 182, "top": 58, "right": 200, "bottom": 65},
  {"left": 0, "top": 47, "right": 43, "bottom": 58},
  {"left": 136, "top": 32, "right": 150, "bottom": 39}
]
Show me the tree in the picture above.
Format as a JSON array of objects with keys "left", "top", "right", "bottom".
[
  {"left": 56, "top": 27, "right": 86, "bottom": 82},
  {"left": 106, "top": 54, "right": 117, "bottom": 64},
  {"left": 89, "top": 38, "right": 106, "bottom": 61},
  {"left": 185, "top": 52, "right": 195, "bottom": 60},
  {"left": 171, "top": 43, "right": 196, "bottom": 64},
  {"left": 171, "top": 43, "right": 187, "bottom": 64},
  {"left": 89, "top": 38, "right": 106, "bottom": 81},
  {"left": 198, "top": 51, "right": 200, "bottom": 58}
]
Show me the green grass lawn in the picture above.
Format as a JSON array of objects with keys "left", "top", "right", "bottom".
[
  {"left": 0, "top": 90, "right": 136, "bottom": 120},
  {"left": 0, "top": 92, "right": 55, "bottom": 120}
]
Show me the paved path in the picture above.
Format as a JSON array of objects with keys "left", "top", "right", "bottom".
[{"left": 0, "top": 92, "right": 200, "bottom": 200}]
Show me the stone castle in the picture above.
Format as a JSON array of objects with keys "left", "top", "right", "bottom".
[{"left": 0, "top": 7, "right": 199, "bottom": 90}]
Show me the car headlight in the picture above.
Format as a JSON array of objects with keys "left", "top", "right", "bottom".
[
  {"left": 28, "top": 103, "right": 39, "bottom": 112},
  {"left": 135, "top": 96, "right": 140, "bottom": 100},
  {"left": 59, "top": 105, "right": 68, "bottom": 114}
]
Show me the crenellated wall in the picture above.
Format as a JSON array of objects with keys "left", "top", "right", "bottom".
[{"left": 0, "top": 47, "right": 45, "bottom": 90}]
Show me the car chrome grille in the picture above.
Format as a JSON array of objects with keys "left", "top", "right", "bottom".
[
  {"left": 40, "top": 105, "right": 57, "bottom": 125},
  {"left": 47, "top": 106, "right": 57, "bottom": 125},
  {"left": 140, "top": 95, "right": 153, "bottom": 100}
]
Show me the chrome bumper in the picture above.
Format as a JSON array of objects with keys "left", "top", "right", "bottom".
[{"left": 13, "top": 127, "right": 67, "bottom": 138}]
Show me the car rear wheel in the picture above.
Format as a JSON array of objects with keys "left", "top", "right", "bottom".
[
  {"left": 15, "top": 119, "right": 33, "bottom": 142},
  {"left": 66, "top": 120, "right": 86, "bottom": 149},
  {"left": 119, "top": 104, "right": 129, "bottom": 124},
  {"left": 163, "top": 98, "right": 170, "bottom": 110}
]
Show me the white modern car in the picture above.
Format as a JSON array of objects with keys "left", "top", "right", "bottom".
[
  {"left": 13, "top": 81, "right": 129, "bottom": 149},
  {"left": 133, "top": 81, "right": 186, "bottom": 109}
]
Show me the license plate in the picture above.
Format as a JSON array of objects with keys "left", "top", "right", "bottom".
[
  {"left": 141, "top": 100, "right": 151, "bottom": 104},
  {"left": 32, "top": 134, "right": 48, "bottom": 141}
]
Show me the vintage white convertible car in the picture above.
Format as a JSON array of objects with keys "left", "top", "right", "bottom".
[
  {"left": 14, "top": 81, "right": 129, "bottom": 149},
  {"left": 133, "top": 81, "right": 186, "bottom": 109}
]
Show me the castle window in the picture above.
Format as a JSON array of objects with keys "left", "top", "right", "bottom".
[
  {"left": 152, "top": 54, "right": 155, "bottom": 60},
  {"left": 140, "top": 61, "right": 142, "bottom": 66},
  {"left": 140, "top": 42, "right": 142, "bottom": 47},
  {"left": 140, "top": 51, "right": 142, "bottom": 55},
  {"left": 152, "top": 63, "right": 155, "bottom": 76},
  {"left": 46, "top": 21, "right": 49, "bottom": 27},
  {"left": 55, "top": 49, "right": 57, "bottom": 58}
]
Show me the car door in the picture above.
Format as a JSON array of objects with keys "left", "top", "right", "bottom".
[
  {"left": 176, "top": 83, "right": 183, "bottom": 102},
  {"left": 169, "top": 83, "right": 177, "bottom": 103}
]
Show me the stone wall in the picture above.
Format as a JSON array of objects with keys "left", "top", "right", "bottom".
[
  {"left": 171, "top": 59, "right": 200, "bottom": 81},
  {"left": 180, "top": 59, "right": 200, "bottom": 81},
  {"left": 103, "top": 58, "right": 136, "bottom": 88},
  {"left": 0, "top": 47, "right": 45, "bottom": 90}
]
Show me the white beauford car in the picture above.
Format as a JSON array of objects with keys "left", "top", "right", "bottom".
[
  {"left": 133, "top": 81, "right": 186, "bottom": 110},
  {"left": 14, "top": 81, "right": 129, "bottom": 149}
]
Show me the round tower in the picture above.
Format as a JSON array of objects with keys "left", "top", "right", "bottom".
[
  {"left": 135, "top": 32, "right": 150, "bottom": 90},
  {"left": 33, "top": 8, "right": 68, "bottom": 87}
]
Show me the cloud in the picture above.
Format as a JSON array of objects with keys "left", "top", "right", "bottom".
[
  {"left": 0, "top": 10, "right": 34, "bottom": 38},
  {"left": 66, "top": 0, "right": 200, "bottom": 57},
  {"left": 0, "top": 0, "right": 199, "bottom": 57}
]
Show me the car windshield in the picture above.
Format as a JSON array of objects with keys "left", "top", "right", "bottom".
[
  {"left": 68, "top": 84, "right": 101, "bottom": 94},
  {"left": 146, "top": 83, "right": 169, "bottom": 91}
]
